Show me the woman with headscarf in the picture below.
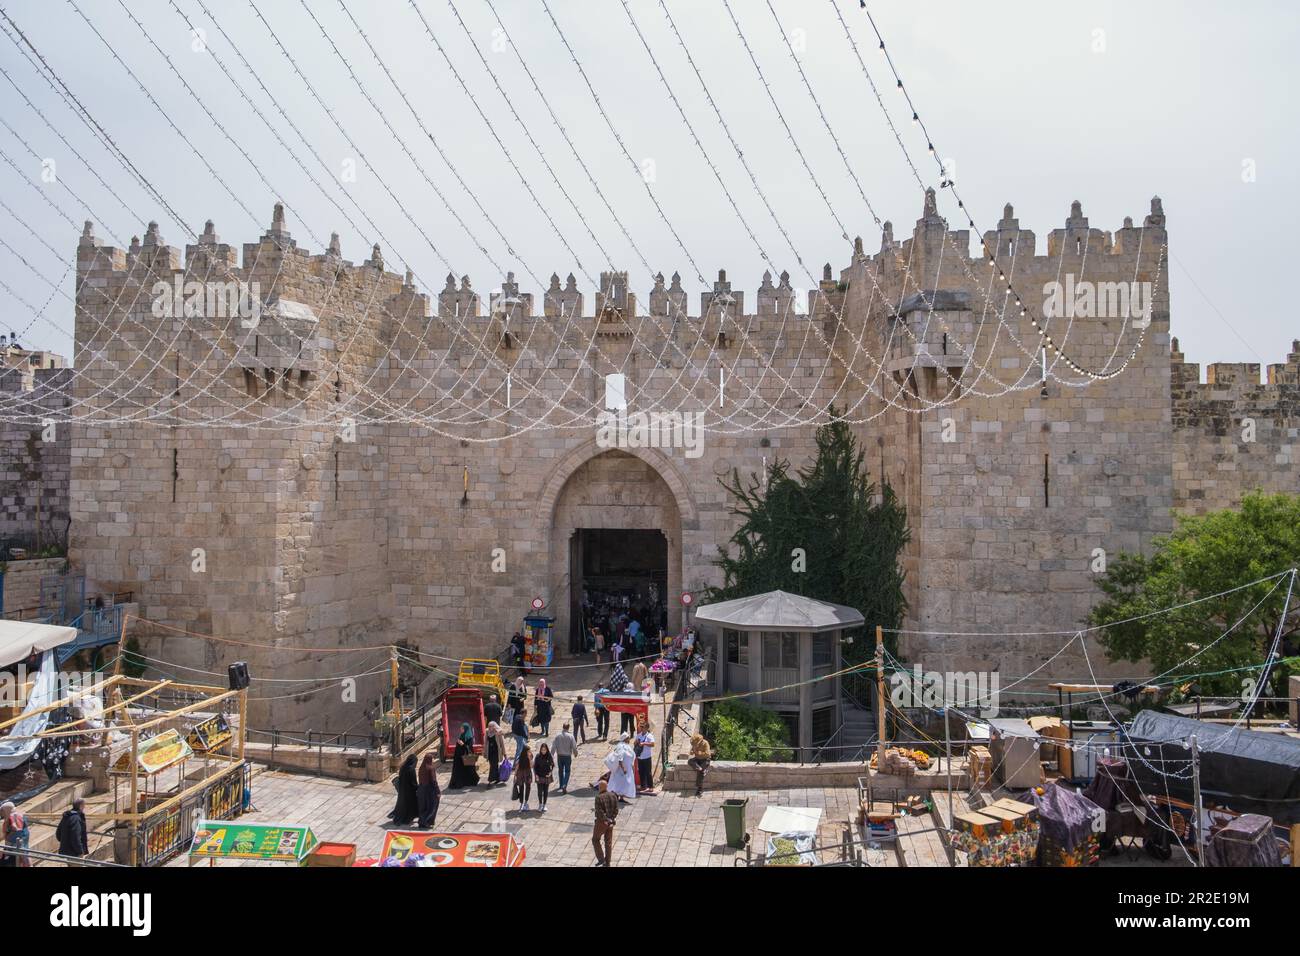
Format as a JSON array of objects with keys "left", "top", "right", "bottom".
[
  {"left": 389, "top": 753, "right": 419, "bottom": 826},
  {"left": 1, "top": 801, "right": 30, "bottom": 867},
  {"left": 513, "top": 743, "right": 534, "bottom": 812},
  {"left": 448, "top": 722, "right": 480, "bottom": 789},
  {"left": 416, "top": 752, "right": 441, "bottom": 828},
  {"left": 533, "top": 742, "right": 554, "bottom": 813},
  {"left": 534, "top": 678, "right": 554, "bottom": 737},
  {"left": 604, "top": 732, "right": 637, "bottom": 803},
  {"left": 485, "top": 720, "right": 507, "bottom": 785},
  {"left": 507, "top": 676, "right": 527, "bottom": 725}
]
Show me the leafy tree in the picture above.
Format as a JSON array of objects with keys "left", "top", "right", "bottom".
[
  {"left": 1088, "top": 492, "right": 1300, "bottom": 699},
  {"left": 707, "top": 410, "right": 910, "bottom": 695},
  {"left": 120, "top": 635, "right": 148, "bottom": 679},
  {"left": 703, "top": 699, "right": 792, "bottom": 761}
]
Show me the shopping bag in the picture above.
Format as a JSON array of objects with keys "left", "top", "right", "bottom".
[{"left": 498, "top": 757, "right": 513, "bottom": 778}]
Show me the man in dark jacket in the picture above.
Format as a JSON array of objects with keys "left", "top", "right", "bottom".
[
  {"left": 56, "top": 798, "right": 89, "bottom": 858},
  {"left": 592, "top": 779, "right": 619, "bottom": 866},
  {"left": 484, "top": 694, "right": 502, "bottom": 728}
]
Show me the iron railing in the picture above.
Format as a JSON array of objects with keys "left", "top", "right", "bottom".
[
  {"left": 660, "top": 649, "right": 709, "bottom": 773},
  {"left": 6, "top": 845, "right": 128, "bottom": 867},
  {"left": 134, "top": 760, "right": 250, "bottom": 867}
]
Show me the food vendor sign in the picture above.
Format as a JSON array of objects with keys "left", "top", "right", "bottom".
[
  {"left": 188, "top": 821, "right": 320, "bottom": 863},
  {"left": 378, "top": 830, "right": 525, "bottom": 867}
]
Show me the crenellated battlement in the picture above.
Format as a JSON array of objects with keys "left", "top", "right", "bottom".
[
  {"left": 1171, "top": 336, "right": 1300, "bottom": 401},
  {"left": 74, "top": 196, "right": 1169, "bottom": 339},
  {"left": 1171, "top": 336, "right": 1300, "bottom": 514}
]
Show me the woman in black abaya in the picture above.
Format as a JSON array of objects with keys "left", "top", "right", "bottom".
[
  {"left": 448, "top": 722, "right": 481, "bottom": 789},
  {"left": 389, "top": 753, "right": 419, "bottom": 826}
]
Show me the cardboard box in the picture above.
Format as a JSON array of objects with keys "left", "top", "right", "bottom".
[{"left": 305, "top": 842, "right": 357, "bottom": 868}]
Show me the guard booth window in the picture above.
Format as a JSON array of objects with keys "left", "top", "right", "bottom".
[
  {"left": 812, "top": 632, "right": 834, "bottom": 668},
  {"left": 763, "top": 632, "right": 798, "bottom": 669},
  {"left": 724, "top": 629, "right": 747, "bottom": 665}
]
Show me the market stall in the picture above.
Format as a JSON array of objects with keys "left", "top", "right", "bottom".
[
  {"left": 601, "top": 692, "right": 652, "bottom": 787},
  {"left": 1033, "top": 782, "right": 1102, "bottom": 866},
  {"left": 949, "top": 798, "right": 1039, "bottom": 866},
  {"left": 522, "top": 615, "right": 554, "bottom": 671},
  {"left": 110, "top": 728, "right": 195, "bottom": 812},
  {"left": 367, "top": 829, "right": 525, "bottom": 867},
  {"left": 1126, "top": 710, "right": 1300, "bottom": 824},
  {"left": 10, "top": 673, "right": 249, "bottom": 866}
]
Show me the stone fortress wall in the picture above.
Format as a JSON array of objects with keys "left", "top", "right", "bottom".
[
  {"left": 0, "top": 366, "right": 72, "bottom": 549},
  {"left": 1171, "top": 338, "right": 1300, "bottom": 513},
  {"left": 2, "top": 194, "right": 1287, "bottom": 728}
]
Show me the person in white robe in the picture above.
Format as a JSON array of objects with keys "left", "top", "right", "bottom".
[{"left": 604, "top": 731, "right": 637, "bottom": 802}]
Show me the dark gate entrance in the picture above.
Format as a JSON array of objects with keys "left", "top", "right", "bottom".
[{"left": 569, "top": 528, "right": 668, "bottom": 653}]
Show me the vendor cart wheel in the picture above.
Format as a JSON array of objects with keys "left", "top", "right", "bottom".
[{"left": 1144, "top": 838, "right": 1172, "bottom": 861}]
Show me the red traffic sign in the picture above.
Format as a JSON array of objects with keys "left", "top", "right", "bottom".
[
  {"left": 681, "top": 592, "right": 694, "bottom": 606},
  {"left": 530, "top": 597, "right": 545, "bottom": 611}
]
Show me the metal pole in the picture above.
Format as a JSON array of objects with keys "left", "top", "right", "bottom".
[
  {"left": 874, "top": 625, "right": 886, "bottom": 767},
  {"left": 1190, "top": 734, "right": 1205, "bottom": 860},
  {"left": 944, "top": 704, "right": 953, "bottom": 827},
  {"left": 390, "top": 645, "right": 401, "bottom": 759}
]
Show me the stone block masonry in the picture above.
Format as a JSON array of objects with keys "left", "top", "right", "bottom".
[{"left": 0, "top": 367, "right": 72, "bottom": 549}]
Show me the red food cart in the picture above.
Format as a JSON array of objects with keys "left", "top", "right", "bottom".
[{"left": 440, "top": 687, "right": 486, "bottom": 761}]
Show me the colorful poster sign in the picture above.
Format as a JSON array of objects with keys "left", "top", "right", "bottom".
[
  {"left": 378, "top": 830, "right": 524, "bottom": 867},
  {"left": 189, "top": 820, "right": 319, "bottom": 862},
  {"left": 110, "top": 728, "right": 193, "bottom": 776},
  {"left": 187, "top": 713, "right": 233, "bottom": 753}
]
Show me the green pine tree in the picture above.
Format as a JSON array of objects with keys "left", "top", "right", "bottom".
[{"left": 707, "top": 410, "right": 910, "bottom": 695}]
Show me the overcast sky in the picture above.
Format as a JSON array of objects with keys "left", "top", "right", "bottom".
[{"left": 0, "top": 0, "right": 1293, "bottom": 372}]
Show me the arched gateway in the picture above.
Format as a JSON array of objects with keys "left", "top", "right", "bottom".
[{"left": 538, "top": 442, "right": 698, "bottom": 655}]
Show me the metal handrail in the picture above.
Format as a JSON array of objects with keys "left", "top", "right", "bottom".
[{"left": 6, "top": 845, "right": 128, "bottom": 867}]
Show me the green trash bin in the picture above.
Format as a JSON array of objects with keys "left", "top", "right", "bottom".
[{"left": 721, "top": 798, "right": 749, "bottom": 849}]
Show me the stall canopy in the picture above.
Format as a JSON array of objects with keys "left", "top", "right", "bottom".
[
  {"left": 1126, "top": 710, "right": 1300, "bottom": 824},
  {"left": 0, "top": 622, "right": 78, "bottom": 772},
  {"left": 0, "top": 620, "right": 77, "bottom": 669}
]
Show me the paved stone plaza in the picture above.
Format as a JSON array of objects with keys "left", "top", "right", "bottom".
[{"left": 171, "top": 754, "right": 863, "bottom": 868}]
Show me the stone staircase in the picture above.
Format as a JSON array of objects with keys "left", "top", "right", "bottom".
[
  {"left": 839, "top": 694, "right": 877, "bottom": 755},
  {"left": 17, "top": 776, "right": 118, "bottom": 864}
]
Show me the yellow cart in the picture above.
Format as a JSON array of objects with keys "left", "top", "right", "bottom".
[{"left": 457, "top": 658, "right": 507, "bottom": 705}]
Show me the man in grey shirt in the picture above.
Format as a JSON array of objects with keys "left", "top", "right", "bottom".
[{"left": 552, "top": 722, "right": 579, "bottom": 794}]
